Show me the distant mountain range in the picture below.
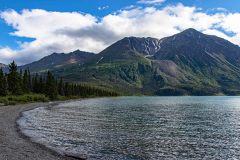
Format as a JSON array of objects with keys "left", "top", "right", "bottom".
[
  {"left": 3, "top": 28, "right": 240, "bottom": 95},
  {"left": 20, "top": 50, "right": 94, "bottom": 72},
  {"left": 0, "top": 63, "right": 8, "bottom": 72},
  {"left": 0, "top": 63, "right": 6, "bottom": 68}
]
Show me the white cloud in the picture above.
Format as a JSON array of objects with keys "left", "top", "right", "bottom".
[
  {"left": 98, "top": 6, "right": 109, "bottom": 11},
  {"left": 0, "top": 9, "right": 98, "bottom": 64},
  {"left": 0, "top": 4, "right": 240, "bottom": 65},
  {"left": 138, "top": 0, "right": 165, "bottom": 5}
]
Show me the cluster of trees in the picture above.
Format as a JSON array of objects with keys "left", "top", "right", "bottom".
[{"left": 0, "top": 61, "right": 118, "bottom": 100}]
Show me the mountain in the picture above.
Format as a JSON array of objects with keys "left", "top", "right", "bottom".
[
  {"left": 99, "top": 37, "right": 161, "bottom": 59},
  {"left": 24, "top": 28, "right": 240, "bottom": 95},
  {"left": 153, "top": 28, "right": 240, "bottom": 95},
  {"left": 0, "top": 63, "right": 7, "bottom": 68},
  {"left": 20, "top": 50, "right": 95, "bottom": 72},
  {"left": 0, "top": 63, "right": 8, "bottom": 72},
  {"left": 52, "top": 37, "right": 162, "bottom": 95},
  {"left": 84, "top": 37, "right": 162, "bottom": 67},
  {"left": 154, "top": 28, "right": 240, "bottom": 62}
]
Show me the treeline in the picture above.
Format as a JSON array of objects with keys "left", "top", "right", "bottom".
[{"left": 0, "top": 61, "right": 119, "bottom": 100}]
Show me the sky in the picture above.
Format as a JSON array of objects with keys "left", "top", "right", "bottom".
[{"left": 0, "top": 0, "right": 240, "bottom": 64}]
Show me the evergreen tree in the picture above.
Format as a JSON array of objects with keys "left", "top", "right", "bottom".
[
  {"left": 22, "top": 70, "right": 30, "bottom": 93},
  {"left": 0, "top": 69, "right": 8, "bottom": 96},
  {"left": 19, "top": 69, "right": 24, "bottom": 92},
  {"left": 39, "top": 76, "right": 45, "bottom": 94},
  {"left": 7, "top": 61, "right": 22, "bottom": 95},
  {"left": 0, "top": 61, "right": 119, "bottom": 98},
  {"left": 45, "top": 71, "right": 58, "bottom": 100},
  {"left": 58, "top": 77, "right": 65, "bottom": 96},
  {"left": 64, "top": 82, "right": 70, "bottom": 97},
  {"left": 27, "top": 69, "right": 32, "bottom": 91},
  {"left": 32, "top": 74, "right": 39, "bottom": 93}
]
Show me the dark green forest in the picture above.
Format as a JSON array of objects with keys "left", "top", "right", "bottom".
[{"left": 0, "top": 61, "right": 119, "bottom": 105}]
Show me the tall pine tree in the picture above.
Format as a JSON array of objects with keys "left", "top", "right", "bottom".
[
  {"left": 58, "top": 77, "right": 65, "bottom": 96},
  {"left": 22, "top": 70, "right": 30, "bottom": 93},
  {"left": 39, "top": 76, "right": 45, "bottom": 94},
  {"left": 32, "top": 74, "right": 39, "bottom": 93},
  {"left": 0, "top": 69, "right": 8, "bottom": 96},
  {"left": 45, "top": 71, "right": 58, "bottom": 100},
  {"left": 8, "top": 61, "right": 22, "bottom": 95}
]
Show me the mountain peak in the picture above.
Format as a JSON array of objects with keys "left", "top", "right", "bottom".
[
  {"left": 179, "top": 28, "right": 203, "bottom": 37},
  {"left": 100, "top": 36, "right": 161, "bottom": 58},
  {"left": 182, "top": 28, "right": 199, "bottom": 32},
  {"left": 70, "top": 49, "right": 94, "bottom": 54}
]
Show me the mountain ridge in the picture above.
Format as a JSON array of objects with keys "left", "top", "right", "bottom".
[
  {"left": 0, "top": 63, "right": 8, "bottom": 72},
  {"left": 20, "top": 50, "right": 95, "bottom": 72},
  {"left": 3, "top": 28, "right": 240, "bottom": 95},
  {"left": 0, "top": 63, "right": 7, "bottom": 68}
]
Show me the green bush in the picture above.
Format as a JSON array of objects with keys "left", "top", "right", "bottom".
[
  {"left": 0, "top": 97, "right": 8, "bottom": 106},
  {"left": 0, "top": 94, "right": 49, "bottom": 106}
]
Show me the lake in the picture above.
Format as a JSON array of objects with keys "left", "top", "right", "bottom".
[{"left": 17, "top": 96, "right": 240, "bottom": 159}]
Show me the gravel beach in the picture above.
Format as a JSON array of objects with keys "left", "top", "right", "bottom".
[{"left": 0, "top": 102, "right": 81, "bottom": 160}]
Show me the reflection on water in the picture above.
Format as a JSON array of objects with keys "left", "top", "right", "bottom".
[{"left": 18, "top": 97, "right": 240, "bottom": 159}]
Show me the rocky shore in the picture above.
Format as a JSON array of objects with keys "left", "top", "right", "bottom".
[{"left": 0, "top": 102, "right": 81, "bottom": 160}]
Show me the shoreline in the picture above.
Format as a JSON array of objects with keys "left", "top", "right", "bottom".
[{"left": 0, "top": 101, "right": 83, "bottom": 160}]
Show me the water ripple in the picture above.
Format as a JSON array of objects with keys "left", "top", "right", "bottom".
[{"left": 18, "top": 96, "right": 240, "bottom": 159}]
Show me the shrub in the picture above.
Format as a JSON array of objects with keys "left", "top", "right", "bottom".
[{"left": 0, "top": 94, "right": 49, "bottom": 106}]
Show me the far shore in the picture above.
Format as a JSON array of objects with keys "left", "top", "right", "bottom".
[{"left": 0, "top": 101, "right": 84, "bottom": 160}]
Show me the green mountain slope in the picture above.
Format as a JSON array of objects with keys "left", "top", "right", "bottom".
[
  {"left": 154, "top": 28, "right": 240, "bottom": 95},
  {"left": 20, "top": 28, "right": 240, "bottom": 96}
]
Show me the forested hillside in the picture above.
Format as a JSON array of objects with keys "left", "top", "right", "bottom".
[{"left": 0, "top": 61, "right": 118, "bottom": 105}]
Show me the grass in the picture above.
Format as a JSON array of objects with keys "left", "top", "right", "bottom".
[
  {"left": 0, "top": 92, "right": 118, "bottom": 106},
  {"left": 0, "top": 94, "right": 49, "bottom": 106}
]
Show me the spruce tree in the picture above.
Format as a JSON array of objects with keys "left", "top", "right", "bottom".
[
  {"left": 7, "top": 61, "right": 22, "bottom": 95},
  {"left": 27, "top": 69, "right": 32, "bottom": 91},
  {"left": 58, "top": 77, "right": 64, "bottom": 96},
  {"left": 0, "top": 69, "right": 8, "bottom": 96},
  {"left": 19, "top": 69, "right": 24, "bottom": 92},
  {"left": 32, "top": 74, "right": 39, "bottom": 93},
  {"left": 39, "top": 76, "right": 45, "bottom": 94},
  {"left": 64, "top": 82, "right": 70, "bottom": 97},
  {"left": 22, "top": 70, "right": 30, "bottom": 93},
  {"left": 45, "top": 71, "right": 58, "bottom": 100}
]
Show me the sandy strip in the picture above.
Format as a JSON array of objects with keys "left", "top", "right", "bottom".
[{"left": 0, "top": 102, "right": 82, "bottom": 160}]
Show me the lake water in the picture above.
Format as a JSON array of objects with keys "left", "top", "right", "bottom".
[{"left": 18, "top": 96, "right": 240, "bottom": 159}]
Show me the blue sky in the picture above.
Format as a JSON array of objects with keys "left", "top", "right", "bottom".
[{"left": 0, "top": 0, "right": 240, "bottom": 64}]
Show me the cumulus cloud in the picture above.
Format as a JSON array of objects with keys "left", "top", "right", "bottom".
[
  {"left": 0, "top": 9, "right": 97, "bottom": 64},
  {"left": 98, "top": 6, "right": 109, "bottom": 11},
  {"left": 0, "top": 4, "right": 240, "bottom": 64},
  {"left": 138, "top": 0, "right": 165, "bottom": 5}
]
